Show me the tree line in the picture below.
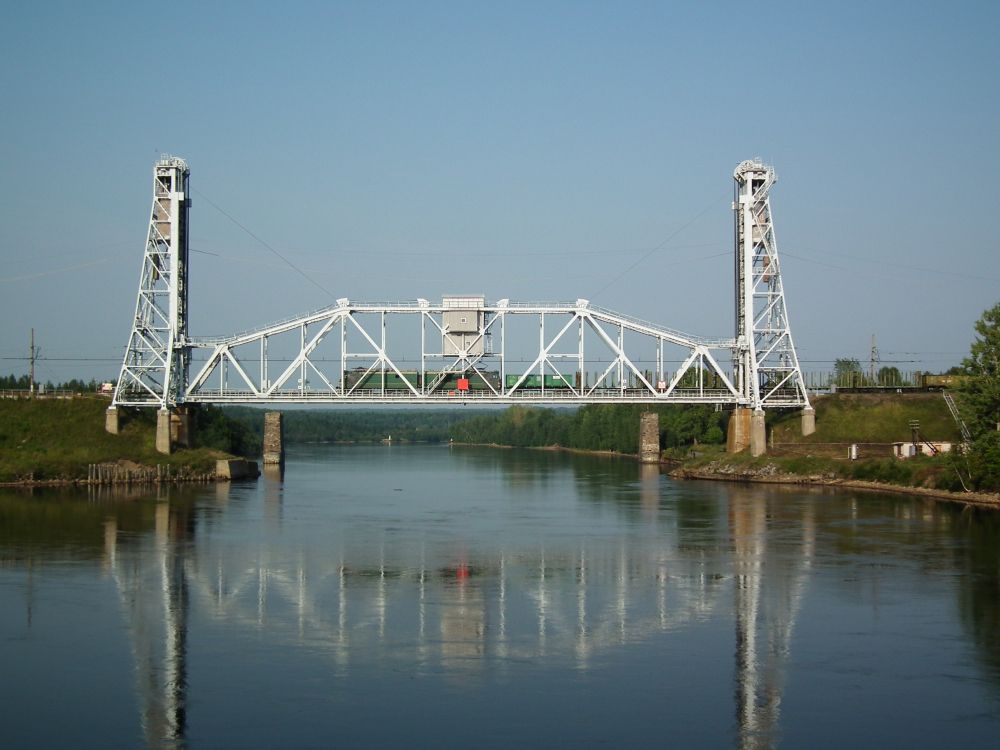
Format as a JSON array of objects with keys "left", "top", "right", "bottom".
[
  {"left": 0, "top": 374, "right": 106, "bottom": 392},
  {"left": 222, "top": 407, "right": 486, "bottom": 445},
  {"left": 219, "top": 404, "right": 725, "bottom": 455},
  {"left": 449, "top": 403, "right": 726, "bottom": 454}
]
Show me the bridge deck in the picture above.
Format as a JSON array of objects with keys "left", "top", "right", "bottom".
[{"left": 173, "top": 388, "right": 812, "bottom": 407}]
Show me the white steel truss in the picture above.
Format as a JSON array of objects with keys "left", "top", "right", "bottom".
[
  {"left": 112, "top": 156, "right": 191, "bottom": 409},
  {"left": 180, "top": 300, "right": 741, "bottom": 405},
  {"left": 111, "top": 157, "right": 810, "bottom": 410},
  {"left": 733, "top": 160, "right": 810, "bottom": 409}
]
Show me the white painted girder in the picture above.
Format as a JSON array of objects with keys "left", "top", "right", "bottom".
[{"left": 166, "top": 301, "right": 752, "bottom": 407}]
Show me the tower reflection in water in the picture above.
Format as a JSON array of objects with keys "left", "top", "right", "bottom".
[
  {"left": 105, "top": 494, "right": 193, "bottom": 750},
  {"left": 96, "top": 474, "right": 816, "bottom": 749}
]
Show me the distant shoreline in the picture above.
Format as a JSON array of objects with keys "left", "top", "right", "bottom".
[
  {"left": 452, "top": 441, "right": 1000, "bottom": 510},
  {"left": 670, "top": 466, "right": 1000, "bottom": 510},
  {"left": 451, "top": 441, "right": 643, "bottom": 460}
]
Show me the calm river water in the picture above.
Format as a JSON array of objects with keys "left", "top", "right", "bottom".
[{"left": 1, "top": 444, "right": 999, "bottom": 749}]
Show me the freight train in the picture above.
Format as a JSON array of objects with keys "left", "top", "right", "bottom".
[
  {"left": 341, "top": 369, "right": 733, "bottom": 392},
  {"left": 342, "top": 370, "right": 501, "bottom": 392},
  {"left": 342, "top": 370, "right": 581, "bottom": 392},
  {"left": 833, "top": 373, "right": 969, "bottom": 393}
]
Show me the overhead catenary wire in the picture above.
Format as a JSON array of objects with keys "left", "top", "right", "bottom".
[
  {"left": 0, "top": 257, "right": 117, "bottom": 283},
  {"left": 591, "top": 192, "right": 727, "bottom": 297},
  {"left": 193, "top": 187, "right": 336, "bottom": 299},
  {"left": 190, "top": 241, "right": 723, "bottom": 261},
  {"left": 782, "top": 249, "right": 1000, "bottom": 284}
]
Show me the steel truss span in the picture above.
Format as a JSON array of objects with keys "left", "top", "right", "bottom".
[
  {"left": 176, "top": 300, "right": 741, "bottom": 405},
  {"left": 112, "top": 158, "right": 810, "bottom": 410}
]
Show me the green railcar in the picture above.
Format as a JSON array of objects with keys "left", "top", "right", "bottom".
[
  {"left": 342, "top": 370, "right": 501, "bottom": 391},
  {"left": 343, "top": 370, "right": 423, "bottom": 390},
  {"left": 505, "top": 373, "right": 573, "bottom": 389},
  {"left": 434, "top": 371, "right": 501, "bottom": 391}
]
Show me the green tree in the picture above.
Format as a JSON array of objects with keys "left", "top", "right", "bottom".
[
  {"left": 833, "top": 357, "right": 862, "bottom": 387},
  {"left": 959, "top": 302, "right": 1000, "bottom": 437},
  {"left": 958, "top": 301, "right": 1000, "bottom": 490},
  {"left": 966, "top": 432, "right": 1000, "bottom": 491}
]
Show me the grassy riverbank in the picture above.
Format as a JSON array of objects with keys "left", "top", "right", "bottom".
[
  {"left": 669, "top": 446, "right": 999, "bottom": 508},
  {"left": 671, "top": 443, "right": 963, "bottom": 488},
  {"left": 667, "top": 393, "right": 992, "bottom": 504},
  {"left": 770, "top": 392, "right": 961, "bottom": 445},
  {"left": 0, "top": 398, "right": 249, "bottom": 484},
  {"left": 447, "top": 393, "right": 995, "bottom": 503}
]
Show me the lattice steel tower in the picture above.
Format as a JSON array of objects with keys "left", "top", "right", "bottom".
[
  {"left": 112, "top": 156, "right": 191, "bottom": 408},
  {"left": 733, "top": 160, "right": 809, "bottom": 409}
]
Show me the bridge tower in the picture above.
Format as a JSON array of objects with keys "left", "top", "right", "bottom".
[
  {"left": 732, "top": 160, "right": 811, "bottom": 452},
  {"left": 733, "top": 161, "right": 810, "bottom": 406},
  {"left": 111, "top": 156, "right": 191, "bottom": 410}
]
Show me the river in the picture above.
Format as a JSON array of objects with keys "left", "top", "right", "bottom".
[{"left": 1, "top": 444, "right": 999, "bottom": 748}]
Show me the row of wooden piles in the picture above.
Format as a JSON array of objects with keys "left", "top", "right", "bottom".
[{"left": 86, "top": 463, "right": 217, "bottom": 485}]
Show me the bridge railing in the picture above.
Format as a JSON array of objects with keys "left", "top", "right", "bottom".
[{"left": 182, "top": 387, "right": 742, "bottom": 403}]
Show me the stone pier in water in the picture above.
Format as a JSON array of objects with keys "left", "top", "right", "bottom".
[
  {"left": 264, "top": 412, "right": 285, "bottom": 466},
  {"left": 639, "top": 412, "right": 660, "bottom": 463}
]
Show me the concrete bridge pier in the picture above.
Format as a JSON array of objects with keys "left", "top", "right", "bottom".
[
  {"left": 727, "top": 408, "right": 751, "bottom": 453},
  {"left": 155, "top": 407, "right": 194, "bottom": 455},
  {"left": 263, "top": 412, "right": 285, "bottom": 466},
  {"left": 639, "top": 412, "right": 660, "bottom": 463},
  {"left": 727, "top": 407, "right": 768, "bottom": 456},
  {"left": 801, "top": 406, "right": 816, "bottom": 436},
  {"left": 156, "top": 410, "right": 172, "bottom": 454},
  {"left": 105, "top": 407, "right": 121, "bottom": 435},
  {"left": 171, "top": 407, "right": 193, "bottom": 449},
  {"left": 750, "top": 409, "right": 767, "bottom": 457}
]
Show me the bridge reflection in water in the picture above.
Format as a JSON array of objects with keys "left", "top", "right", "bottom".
[{"left": 97, "top": 473, "right": 816, "bottom": 750}]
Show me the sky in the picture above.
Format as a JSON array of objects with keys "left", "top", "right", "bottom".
[{"left": 1, "top": 0, "right": 998, "bottom": 385}]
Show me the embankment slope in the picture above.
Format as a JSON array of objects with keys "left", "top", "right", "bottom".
[{"left": 0, "top": 398, "right": 235, "bottom": 483}]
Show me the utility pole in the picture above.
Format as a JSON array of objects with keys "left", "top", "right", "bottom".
[
  {"left": 29, "top": 328, "right": 36, "bottom": 397},
  {"left": 869, "top": 333, "right": 879, "bottom": 384},
  {"left": 909, "top": 419, "right": 920, "bottom": 457}
]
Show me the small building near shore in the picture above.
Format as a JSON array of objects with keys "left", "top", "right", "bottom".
[{"left": 892, "top": 441, "right": 954, "bottom": 459}]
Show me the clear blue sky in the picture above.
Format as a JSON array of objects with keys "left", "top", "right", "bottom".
[{"left": 1, "top": 0, "right": 997, "bottom": 383}]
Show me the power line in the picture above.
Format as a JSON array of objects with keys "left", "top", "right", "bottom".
[
  {"left": 193, "top": 241, "right": 723, "bottom": 260},
  {"left": 1, "top": 357, "right": 121, "bottom": 362},
  {"left": 782, "top": 249, "right": 1000, "bottom": 283},
  {"left": 591, "top": 193, "right": 726, "bottom": 297},
  {"left": 192, "top": 188, "right": 336, "bottom": 299},
  {"left": 0, "top": 257, "right": 116, "bottom": 283}
]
